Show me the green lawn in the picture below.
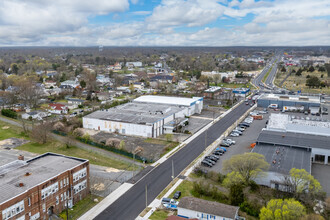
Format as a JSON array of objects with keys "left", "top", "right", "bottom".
[
  {"left": 149, "top": 210, "right": 171, "bottom": 220},
  {"left": 0, "top": 121, "right": 135, "bottom": 170},
  {"left": 59, "top": 194, "right": 102, "bottom": 220},
  {"left": 168, "top": 180, "right": 194, "bottom": 200}
]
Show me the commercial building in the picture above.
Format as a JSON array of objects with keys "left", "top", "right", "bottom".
[
  {"left": 266, "top": 113, "right": 330, "bottom": 137},
  {"left": 257, "top": 94, "right": 321, "bottom": 111},
  {"left": 83, "top": 95, "right": 203, "bottom": 138},
  {"left": 177, "top": 197, "right": 239, "bottom": 220},
  {"left": 0, "top": 153, "right": 89, "bottom": 220},
  {"left": 133, "top": 95, "right": 203, "bottom": 116},
  {"left": 83, "top": 102, "right": 187, "bottom": 138},
  {"left": 232, "top": 88, "right": 250, "bottom": 97},
  {"left": 253, "top": 127, "right": 330, "bottom": 189},
  {"left": 203, "top": 87, "right": 223, "bottom": 99}
]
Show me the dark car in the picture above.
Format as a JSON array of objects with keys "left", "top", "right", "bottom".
[
  {"left": 202, "top": 160, "right": 213, "bottom": 167},
  {"left": 173, "top": 191, "right": 181, "bottom": 199},
  {"left": 213, "top": 151, "right": 223, "bottom": 156},
  {"left": 205, "top": 156, "right": 217, "bottom": 162}
]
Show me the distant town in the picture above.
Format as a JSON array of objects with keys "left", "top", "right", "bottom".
[{"left": 0, "top": 46, "right": 330, "bottom": 220}]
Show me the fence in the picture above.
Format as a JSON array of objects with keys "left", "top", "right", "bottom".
[{"left": 52, "top": 130, "right": 152, "bottom": 163}]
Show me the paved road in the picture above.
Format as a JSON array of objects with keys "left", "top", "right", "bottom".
[{"left": 96, "top": 101, "right": 251, "bottom": 220}]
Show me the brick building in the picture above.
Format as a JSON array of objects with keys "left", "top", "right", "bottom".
[
  {"left": 0, "top": 153, "right": 89, "bottom": 220},
  {"left": 203, "top": 86, "right": 223, "bottom": 99}
]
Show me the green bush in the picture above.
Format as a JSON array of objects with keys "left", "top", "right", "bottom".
[
  {"left": 192, "top": 181, "right": 228, "bottom": 203},
  {"left": 1, "top": 109, "right": 18, "bottom": 119},
  {"left": 248, "top": 180, "right": 259, "bottom": 192},
  {"left": 229, "top": 184, "right": 245, "bottom": 205},
  {"left": 239, "top": 201, "right": 260, "bottom": 217}
]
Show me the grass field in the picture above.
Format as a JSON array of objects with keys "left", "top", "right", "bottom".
[
  {"left": 275, "top": 68, "right": 330, "bottom": 94},
  {"left": 0, "top": 121, "right": 135, "bottom": 170},
  {"left": 149, "top": 210, "right": 172, "bottom": 220},
  {"left": 59, "top": 194, "right": 102, "bottom": 220}
]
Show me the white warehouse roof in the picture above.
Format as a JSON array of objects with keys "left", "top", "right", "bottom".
[{"left": 133, "top": 95, "right": 203, "bottom": 107}]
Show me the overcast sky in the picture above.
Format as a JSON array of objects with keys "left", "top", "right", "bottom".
[{"left": 0, "top": 0, "right": 329, "bottom": 46}]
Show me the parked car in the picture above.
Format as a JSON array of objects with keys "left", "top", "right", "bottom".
[
  {"left": 210, "top": 154, "right": 220, "bottom": 160},
  {"left": 232, "top": 130, "right": 242, "bottom": 135},
  {"left": 220, "top": 141, "right": 231, "bottom": 147},
  {"left": 220, "top": 147, "right": 227, "bottom": 152},
  {"left": 204, "top": 158, "right": 216, "bottom": 165},
  {"left": 213, "top": 151, "right": 223, "bottom": 156},
  {"left": 162, "top": 198, "right": 178, "bottom": 206},
  {"left": 235, "top": 127, "right": 245, "bottom": 131},
  {"left": 239, "top": 123, "right": 250, "bottom": 127},
  {"left": 173, "top": 191, "right": 181, "bottom": 199},
  {"left": 201, "top": 160, "right": 213, "bottom": 167},
  {"left": 205, "top": 156, "right": 218, "bottom": 162},
  {"left": 224, "top": 139, "right": 236, "bottom": 145},
  {"left": 230, "top": 132, "right": 239, "bottom": 137}
]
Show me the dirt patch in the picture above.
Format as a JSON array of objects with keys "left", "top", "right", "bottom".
[
  {"left": 2, "top": 126, "right": 9, "bottom": 130},
  {"left": 90, "top": 131, "right": 169, "bottom": 162},
  {"left": 0, "top": 138, "right": 30, "bottom": 149}
]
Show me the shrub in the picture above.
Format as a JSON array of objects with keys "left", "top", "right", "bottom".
[
  {"left": 1, "top": 109, "right": 17, "bottom": 119},
  {"left": 240, "top": 201, "right": 260, "bottom": 217},
  {"left": 229, "top": 184, "right": 245, "bottom": 205},
  {"left": 249, "top": 180, "right": 259, "bottom": 192}
]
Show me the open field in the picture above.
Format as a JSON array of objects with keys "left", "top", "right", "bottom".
[
  {"left": 275, "top": 68, "right": 330, "bottom": 94},
  {"left": 0, "top": 121, "right": 134, "bottom": 170}
]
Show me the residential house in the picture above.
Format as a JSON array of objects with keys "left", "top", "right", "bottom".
[
  {"left": 126, "top": 62, "right": 143, "bottom": 68},
  {"left": 133, "top": 82, "right": 144, "bottom": 90},
  {"left": 44, "top": 81, "right": 57, "bottom": 89},
  {"left": 49, "top": 103, "right": 69, "bottom": 114},
  {"left": 22, "top": 111, "right": 49, "bottom": 120},
  {"left": 178, "top": 197, "right": 239, "bottom": 220},
  {"left": 67, "top": 98, "right": 85, "bottom": 106},
  {"left": 60, "top": 80, "right": 80, "bottom": 90},
  {"left": 114, "top": 62, "right": 122, "bottom": 71},
  {"left": 149, "top": 75, "right": 176, "bottom": 88}
]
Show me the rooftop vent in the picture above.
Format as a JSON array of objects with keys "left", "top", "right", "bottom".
[
  {"left": 25, "top": 172, "right": 31, "bottom": 176},
  {"left": 16, "top": 182, "right": 24, "bottom": 187},
  {"left": 18, "top": 155, "right": 24, "bottom": 161}
]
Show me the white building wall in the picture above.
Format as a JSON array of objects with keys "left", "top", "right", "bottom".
[
  {"left": 312, "top": 148, "right": 330, "bottom": 164},
  {"left": 254, "top": 171, "right": 285, "bottom": 188},
  {"left": 83, "top": 118, "right": 153, "bottom": 137},
  {"left": 178, "top": 207, "right": 233, "bottom": 220}
]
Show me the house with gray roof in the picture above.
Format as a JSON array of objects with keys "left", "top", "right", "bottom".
[{"left": 177, "top": 197, "right": 239, "bottom": 220}]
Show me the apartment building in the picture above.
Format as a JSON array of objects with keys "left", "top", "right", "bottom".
[{"left": 0, "top": 153, "right": 89, "bottom": 220}]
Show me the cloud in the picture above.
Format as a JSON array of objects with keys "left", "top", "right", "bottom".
[
  {"left": 146, "top": 0, "right": 225, "bottom": 29},
  {"left": 0, "top": 0, "right": 329, "bottom": 46}
]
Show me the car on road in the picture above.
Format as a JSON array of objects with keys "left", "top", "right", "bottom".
[
  {"left": 173, "top": 191, "right": 181, "bottom": 199},
  {"left": 245, "top": 102, "right": 249, "bottom": 105},
  {"left": 201, "top": 160, "right": 213, "bottom": 167}
]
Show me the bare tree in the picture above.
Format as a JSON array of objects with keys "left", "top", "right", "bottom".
[{"left": 30, "top": 121, "right": 53, "bottom": 144}]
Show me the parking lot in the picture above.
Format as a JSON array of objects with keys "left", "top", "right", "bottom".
[{"left": 203, "top": 108, "right": 269, "bottom": 173}]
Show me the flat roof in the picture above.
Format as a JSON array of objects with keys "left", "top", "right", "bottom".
[
  {"left": 84, "top": 102, "right": 184, "bottom": 125},
  {"left": 253, "top": 144, "right": 311, "bottom": 174},
  {"left": 133, "top": 95, "right": 203, "bottom": 106},
  {"left": 257, "top": 130, "right": 330, "bottom": 150},
  {"left": 0, "top": 153, "right": 87, "bottom": 205},
  {"left": 259, "top": 93, "right": 320, "bottom": 103},
  {"left": 178, "top": 197, "right": 238, "bottom": 219},
  {"left": 204, "top": 86, "right": 222, "bottom": 93},
  {"left": 266, "top": 113, "right": 330, "bottom": 137}
]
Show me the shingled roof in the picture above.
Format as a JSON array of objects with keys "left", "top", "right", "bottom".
[{"left": 178, "top": 197, "right": 239, "bottom": 219}]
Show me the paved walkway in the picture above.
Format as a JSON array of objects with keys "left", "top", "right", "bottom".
[{"left": 78, "top": 183, "right": 134, "bottom": 220}]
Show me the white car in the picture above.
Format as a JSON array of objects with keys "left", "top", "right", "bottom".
[
  {"left": 230, "top": 132, "right": 239, "bottom": 137},
  {"left": 225, "top": 139, "right": 236, "bottom": 145}
]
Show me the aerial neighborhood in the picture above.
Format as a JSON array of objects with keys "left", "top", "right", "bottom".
[{"left": 0, "top": 46, "right": 330, "bottom": 220}]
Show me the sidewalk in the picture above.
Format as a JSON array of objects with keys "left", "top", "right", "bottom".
[
  {"left": 78, "top": 183, "right": 134, "bottom": 220},
  {"left": 140, "top": 102, "right": 257, "bottom": 220}
]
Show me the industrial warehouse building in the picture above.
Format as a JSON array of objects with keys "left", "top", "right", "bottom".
[
  {"left": 0, "top": 153, "right": 89, "bottom": 220},
  {"left": 83, "top": 95, "right": 203, "bottom": 138},
  {"left": 257, "top": 93, "right": 320, "bottom": 111},
  {"left": 252, "top": 113, "right": 330, "bottom": 191},
  {"left": 133, "top": 95, "right": 203, "bottom": 115}
]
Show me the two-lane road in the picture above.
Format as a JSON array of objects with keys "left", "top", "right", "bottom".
[{"left": 96, "top": 101, "right": 252, "bottom": 220}]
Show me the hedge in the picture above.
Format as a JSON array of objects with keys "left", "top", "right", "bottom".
[{"left": 1, "top": 109, "right": 18, "bottom": 119}]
